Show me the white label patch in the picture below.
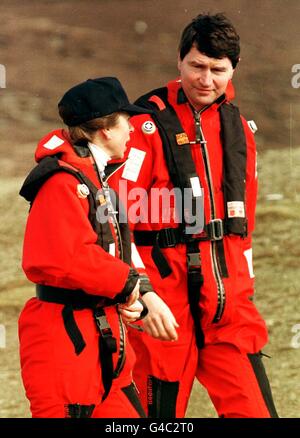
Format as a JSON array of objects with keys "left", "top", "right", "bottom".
[
  {"left": 227, "top": 201, "right": 245, "bottom": 218},
  {"left": 131, "top": 243, "right": 145, "bottom": 269},
  {"left": 122, "top": 148, "right": 146, "bottom": 182},
  {"left": 109, "top": 243, "right": 116, "bottom": 257},
  {"left": 190, "top": 177, "right": 202, "bottom": 197},
  {"left": 244, "top": 248, "right": 255, "bottom": 278},
  {"left": 43, "top": 135, "right": 64, "bottom": 150}
]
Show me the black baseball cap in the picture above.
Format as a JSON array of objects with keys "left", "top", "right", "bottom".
[{"left": 58, "top": 76, "right": 150, "bottom": 126}]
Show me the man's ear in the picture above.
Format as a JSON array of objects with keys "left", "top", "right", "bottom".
[
  {"left": 229, "top": 62, "right": 237, "bottom": 80},
  {"left": 232, "top": 56, "right": 241, "bottom": 76}
]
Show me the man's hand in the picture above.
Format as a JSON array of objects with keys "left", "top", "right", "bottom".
[{"left": 141, "top": 292, "right": 179, "bottom": 341}]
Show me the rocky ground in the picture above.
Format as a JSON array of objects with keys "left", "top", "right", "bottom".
[{"left": 0, "top": 0, "right": 300, "bottom": 418}]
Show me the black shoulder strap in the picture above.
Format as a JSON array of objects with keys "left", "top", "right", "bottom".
[{"left": 136, "top": 88, "right": 203, "bottom": 236}]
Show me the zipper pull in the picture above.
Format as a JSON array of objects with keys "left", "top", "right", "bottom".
[
  {"left": 194, "top": 111, "right": 201, "bottom": 145},
  {"left": 194, "top": 111, "right": 207, "bottom": 145}
]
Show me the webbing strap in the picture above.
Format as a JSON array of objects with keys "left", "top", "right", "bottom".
[
  {"left": 151, "top": 234, "right": 172, "bottom": 278},
  {"left": 134, "top": 227, "right": 229, "bottom": 280},
  {"left": 151, "top": 107, "right": 202, "bottom": 236},
  {"left": 94, "top": 307, "right": 117, "bottom": 401},
  {"left": 186, "top": 241, "right": 205, "bottom": 348},
  {"left": 216, "top": 240, "right": 229, "bottom": 278},
  {"left": 62, "top": 305, "right": 86, "bottom": 355},
  {"left": 65, "top": 403, "right": 95, "bottom": 418}
]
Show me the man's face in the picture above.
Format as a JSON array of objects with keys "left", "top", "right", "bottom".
[{"left": 177, "top": 45, "right": 234, "bottom": 111}]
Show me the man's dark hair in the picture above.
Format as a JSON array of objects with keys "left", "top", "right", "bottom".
[{"left": 178, "top": 13, "right": 240, "bottom": 68}]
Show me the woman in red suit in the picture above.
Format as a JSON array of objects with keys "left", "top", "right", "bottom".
[{"left": 19, "top": 77, "right": 153, "bottom": 418}]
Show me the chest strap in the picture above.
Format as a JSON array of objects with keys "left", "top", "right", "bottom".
[{"left": 133, "top": 222, "right": 227, "bottom": 280}]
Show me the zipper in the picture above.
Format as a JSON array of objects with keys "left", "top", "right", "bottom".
[
  {"left": 102, "top": 178, "right": 124, "bottom": 261},
  {"left": 194, "top": 110, "right": 226, "bottom": 323},
  {"left": 89, "top": 147, "right": 125, "bottom": 261},
  {"left": 105, "top": 162, "right": 129, "bottom": 261},
  {"left": 113, "top": 313, "right": 126, "bottom": 378}
]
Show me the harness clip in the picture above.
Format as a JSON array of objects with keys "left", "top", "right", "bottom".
[
  {"left": 187, "top": 252, "right": 201, "bottom": 270},
  {"left": 207, "top": 219, "right": 224, "bottom": 240},
  {"left": 94, "top": 314, "right": 111, "bottom": 335}
]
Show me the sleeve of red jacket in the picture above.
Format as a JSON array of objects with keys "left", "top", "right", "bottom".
[
  {"left": 239, "top": 117, "right": 258, "bottom": 281},
  {"left": 22, "top": 172, "right": 130, "bottom": 298},
  {"left": 241, "top": 117, "right": 258, "bottom": 236}
]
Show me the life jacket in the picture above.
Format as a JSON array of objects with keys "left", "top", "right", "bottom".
[
  {"left": 20, "top": 155, "right": 131, "bottom": 264},
  {"left": 134, "top": 86, "right": 248, "bottom": 239}
]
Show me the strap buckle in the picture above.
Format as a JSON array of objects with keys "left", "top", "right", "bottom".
[
  {"left": 187, "top": 252, "right": 201, "bottom": 270},
  {"left": 94, "top": 313, "right": 111, "bottom": 337},
  {"left": 207, "top": 219, "right": 224, "bottom": 241},
  {"left": 94, "top": 311, "right": 117, "bottom": 353},
  {"left": 158, "top": 228, "right": 177, "bottom": 248}
]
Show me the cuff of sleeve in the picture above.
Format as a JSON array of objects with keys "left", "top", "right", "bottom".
[
  {"left": 114, "top": 267, "right": 139, "bottom": 303},
  {"left": 139, "top": 274, "right": 154, "bottom": 296}
]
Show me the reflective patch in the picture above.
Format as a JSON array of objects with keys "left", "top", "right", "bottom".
[
  {"left": 142, "top": 120, "right": 156, "bottom": 134},
  {"left": 227, "top": 201, "right": 245, "bottom": 218},
  {"left": 131, "top": 243, "right": 145, "bottom": 269},
  {"left": 109, "top": 243, "right": 116, "bottom": 257},
  {"left": 247, "top": 120, "right": 258, "bottom": 134},
  {"left": 43, "top": 135, "right": 64, "bottom": 150},
  {"left": 122, "top": 147, "right": 146, "bottom": 182},
  {"left": 244, "top": 248, "right": 255, "bottom": 278},
  {"left": 190, "top": 177, "right": 202, "bottom": 197}
]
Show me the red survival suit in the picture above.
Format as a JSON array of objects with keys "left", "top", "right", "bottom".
[
  {"left": 19, "top": 130, "right": 149, "bottom": 418},
  {"left": 109, "top": 79, "right": 278, "bottom": 418}
]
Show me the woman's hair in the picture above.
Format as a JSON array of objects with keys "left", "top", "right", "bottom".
[
  {"left": 178, "top": 13, "right": 240, "bottom": 68},
  {"left": 59, "top": 110, "right": 123, "bottom": 144}
]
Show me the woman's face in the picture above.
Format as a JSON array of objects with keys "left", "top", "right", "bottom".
[{"left": 104, "top": 113, "right": 134, "bottom": 159}]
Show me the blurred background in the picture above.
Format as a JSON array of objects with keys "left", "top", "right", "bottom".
[{"left": 0, "top": 0, "right": 299, "bottom": 417}]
